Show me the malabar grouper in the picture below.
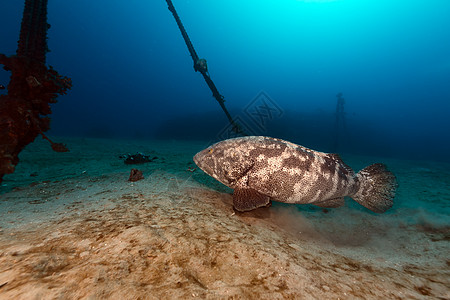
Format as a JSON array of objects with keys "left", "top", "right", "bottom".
[{"left": 193, "top": 136, "right": 397, "bottom": 213}]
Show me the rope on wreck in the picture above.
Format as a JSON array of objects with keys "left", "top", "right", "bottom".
[{"left": 165, "top": 0, "right": 246, "bottom": 135}]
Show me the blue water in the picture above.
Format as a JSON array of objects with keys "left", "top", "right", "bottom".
[
  {"left": 1, "top": 3, "right": 449, "bottom": 297},
  {"left": 1, "top": 0, "right": 450, "bottom": 161}
]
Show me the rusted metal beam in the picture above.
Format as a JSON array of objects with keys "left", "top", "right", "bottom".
[{"left": 0, "top": 0, "right": 72, "bottom": 183}]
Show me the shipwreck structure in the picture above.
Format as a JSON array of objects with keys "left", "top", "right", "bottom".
[
  {"left": 0, "top": 0, "right": 71, "bottom": 183},
  {"left": 332, "top": 92, "right": 346, "bottom": 152}
]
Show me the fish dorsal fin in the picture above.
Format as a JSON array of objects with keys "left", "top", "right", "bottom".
[
  {"left": 325, "top": 153, "right": 343, "bottom": 162},
  {"left": 326, "top": 153, "right": 354, "bottom": 175}
]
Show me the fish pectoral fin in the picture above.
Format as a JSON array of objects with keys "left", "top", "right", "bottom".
[
  {"left": 233, "top": 187, "right": 271, "bottom": 212},
  {"left": 313, "top": 197, "right": 345, "bottom": 208}
]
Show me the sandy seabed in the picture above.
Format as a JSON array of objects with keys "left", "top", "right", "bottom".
[{"left": 0, "top": 137, "right": 449, "bottom": 299}]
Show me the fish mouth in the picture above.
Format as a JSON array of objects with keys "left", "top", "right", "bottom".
[
  {"left": 193, "top": 150, "right": 206, "bottom": 172},
  {"left": 193, "top": 152, "right": 200, "bottom": 166},
  {"left": 193, "top": 150, "right": 204, "bottom": 167},
  {"left": 193, "top": 150, "right": 210, "bottom": 173}
]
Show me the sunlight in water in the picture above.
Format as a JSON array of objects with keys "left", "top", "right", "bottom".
[{"left": 297, "top": 0, "right": 340, "bottom": 2}]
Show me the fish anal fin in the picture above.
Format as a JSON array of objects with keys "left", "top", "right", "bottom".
[{"left": 313, "top": 197, "right": 345, "bottom": 208}]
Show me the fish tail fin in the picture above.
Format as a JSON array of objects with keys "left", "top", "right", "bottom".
[{"left": 352, "top": 163, "right": 397, "bottom": 213}]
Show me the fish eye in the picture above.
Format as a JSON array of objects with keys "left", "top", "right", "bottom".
[{"left": 208, "top": 148, "right": 214, "bottom": 154}]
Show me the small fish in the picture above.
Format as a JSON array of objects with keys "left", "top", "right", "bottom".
[
  {"left": 194, "top": 136, "right": 397, "bottom": 213},
  {"left": 0, "top": 84, "right": 5, "bottom": 90}
]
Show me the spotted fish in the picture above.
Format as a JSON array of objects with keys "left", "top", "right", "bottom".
[{"left": 193, "top": 136, "right": 397, "bottom": 213}]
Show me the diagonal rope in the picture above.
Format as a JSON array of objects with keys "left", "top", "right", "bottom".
[{"left": 165, "top": 0, "right": 246, "bottom": 135}]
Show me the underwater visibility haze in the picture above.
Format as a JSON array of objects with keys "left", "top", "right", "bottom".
[
  {"left": 1, "top": 0, "right": 450, "bottom": 160},
  {"left": 0, "top": 0, "right": 449, "bottom": 299}
]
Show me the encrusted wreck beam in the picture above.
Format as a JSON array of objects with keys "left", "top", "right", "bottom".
[
  {"left": 0, "top": 0, "right": 72, "bottom": 183},
  {"left": 17, "top": 0, "right": 49, "bottom": 63}
]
